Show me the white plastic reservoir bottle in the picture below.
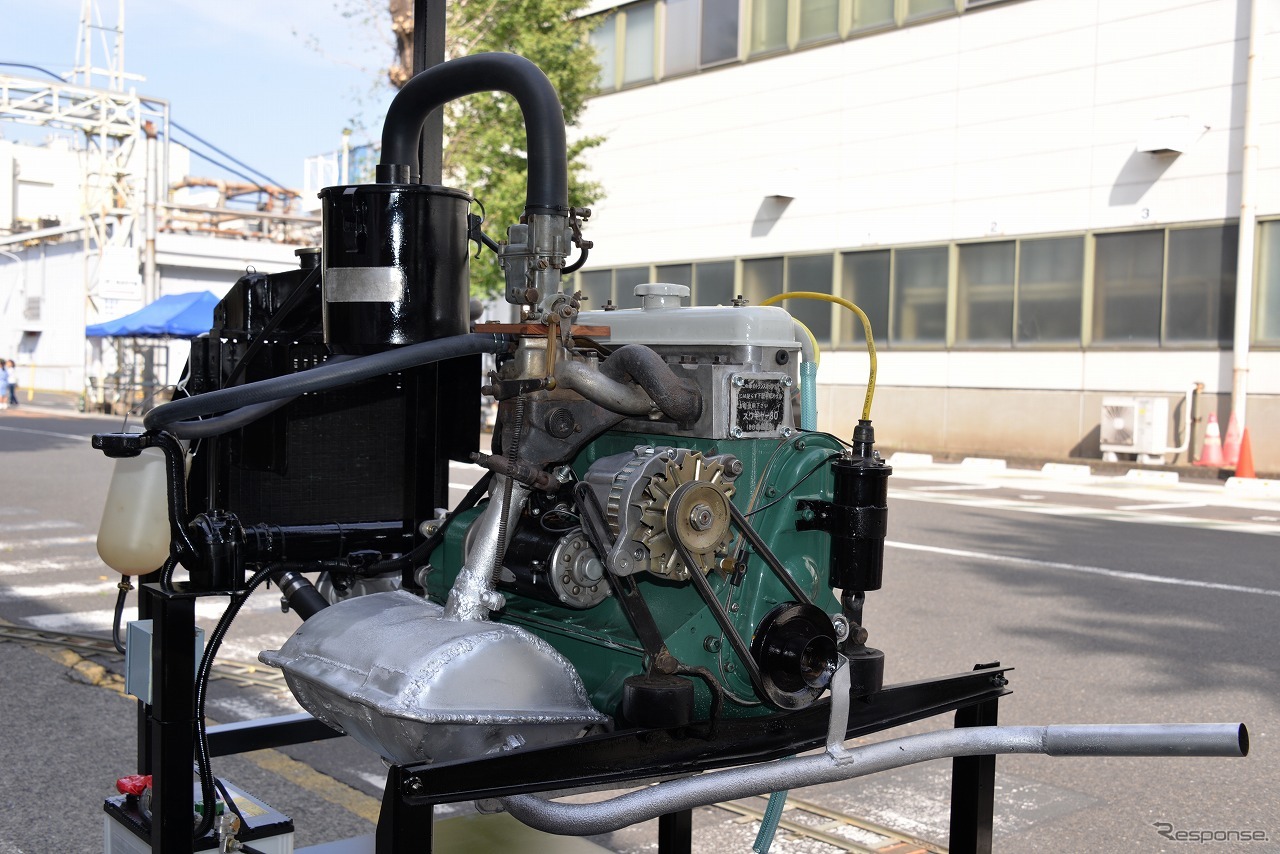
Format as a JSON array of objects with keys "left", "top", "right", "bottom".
[{"left": 97, "top": 446, "right": 173, "bottom": 575}]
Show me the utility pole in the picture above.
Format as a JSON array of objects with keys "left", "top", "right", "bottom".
[{"left": 413, "top": 0, "right": 446, "bottom": 184}]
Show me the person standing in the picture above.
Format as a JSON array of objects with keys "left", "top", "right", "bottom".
[{"left": 4, "top": 360, "right": 17, "bottom": 408}]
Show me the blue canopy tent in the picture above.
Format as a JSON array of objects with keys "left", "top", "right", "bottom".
[
  {"left": 84, "top": 291, "right": 219, "bottom": 413},
  {"left": 86, "top": 291, "right": 219, "bottom": 339}
]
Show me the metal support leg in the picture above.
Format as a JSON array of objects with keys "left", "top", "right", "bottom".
[
  {"left": 948, "top": 696, "right": 999, "bottom": 854},
  {"left": 658, "top": 809, "right": 693, "bottom": 854},
  {"left": 377, "top": 765, "right": 435, "bottom": 854},
  {"left": 148, "top": 591, "right": 197, "bottom": 853}
]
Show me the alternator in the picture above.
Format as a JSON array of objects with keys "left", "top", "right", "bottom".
[
  {"left": 637, "top": 452, "right": 735, "bottom": 580},
  {"left": 584, "top": 446, "right": 741, "bottom": 580}
]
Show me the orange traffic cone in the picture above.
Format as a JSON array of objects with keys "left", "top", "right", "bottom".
[
  {"left": 1235, "top": 428, "right": 1256, "bottom": 479},
  {"left": 1197, "top": 413, "right": 1224, "bottom": 467},
  {"left": 1223, "top": 412, "right": 1243, "bottom": 467}
]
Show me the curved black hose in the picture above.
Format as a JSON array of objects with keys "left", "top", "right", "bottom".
[
  {"left": 600, "top": 345, "right": 702, "bottom": 425},
  {"left": 379, "top": 53, "right": 568, "bottom": 214},
  {"left": 168, "top": 356, "right": 359, "bottom": 440},
  {"left": 562, "top": 242, "right": 589, "bottom": 275},
  {"left": 166, "top": 397, "right": 295, "bottom": 440},
  {"left": 144, "top": 333, "right": 509, "bottom": 433},
  {"left": 193, "top": 564, "right": 276, "bottom": 840},
  {"left": 111, "top": 579, "right": 132, "bottom": 654},
  {"left": 149, "top": 432, "right": 198, "bottom": 573}
]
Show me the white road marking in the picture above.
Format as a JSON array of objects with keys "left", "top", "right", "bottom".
[
  {"left": 356, "top": 770, "right": 388, "bottom": 790},
  {"left": 4, "top": 520, "right": 80, "bottom": 533},
  {"left": 448, "top": 482, "right": 479, "bottom": 490},
  {"left": 0, "top": 581, "right": 115, "bottom": 600},
  {"left": 0, "top": 507, "right": 35, "bottom": 516},
  {"left": 1115, "top": 501, "right": 1207, "bottom": 511},
  {"left": 909, "top": 484, "right": 1001, "bottom": 492},
  {"left": 25, "top": 596, "right": 281, "bottom": 632},
  {"left": 0, "top": 556, "right": 104, "bottom": 576},
  {"left": 886, "top": 540, "right": 1280, "bottom": 599},
  {"left": 0, "top": 535, "right": 97, "bottom": 550},
  {"left": 0, "top": 425, "right": 88, "bottom": 441},
  {"left": 888, "top": 490, "right": 1280, "bottom": 536}
]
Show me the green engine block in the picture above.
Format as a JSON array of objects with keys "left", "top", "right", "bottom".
[{"left": 428, "top": 429, "right": 846, "bottom": 719}]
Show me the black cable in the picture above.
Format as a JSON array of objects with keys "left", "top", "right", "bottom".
[
  {"left": 0, "top": 62, "right": 283, "bottom": 198},
  {"left": 111, "top": 577, "right": 133, "bottom": 654},
  {"left": 0, "top": 62, "right": 63, "bottom": 81},
  {"left": 178, "top": 146, "right": 276, "bottom": 198},
  {"left": 743, "top": 452, "right": 842, "bottom": 518},
  {"left": 169, "top": 121, "right": 288, "bottom": 191},
  {"left": 212, "top": 777, "right": 247, "bottom": 832},
  {"left": 562, "top": 242, "right": 589, "bottom": 275},
  {"left": 193, "top": 564, "right": 276, "bottom": 840},
  {"left": 381, "top": 472, "right": 493, "bottom": 584}
]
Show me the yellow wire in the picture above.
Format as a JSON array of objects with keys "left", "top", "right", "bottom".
[
  {"left": 761, "top": 291, "right": 877, "bottom": 420},
  {"left": 791, "top": 317, "right": 821, "bottom": 367}
]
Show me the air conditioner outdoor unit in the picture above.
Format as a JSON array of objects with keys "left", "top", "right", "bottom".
[{"left": 1100, "top": 396, "right": 1170, "bottom": 461}]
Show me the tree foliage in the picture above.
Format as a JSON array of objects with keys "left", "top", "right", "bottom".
[{"left": 387, "top": 0, "right": 603, "bottom": 297}]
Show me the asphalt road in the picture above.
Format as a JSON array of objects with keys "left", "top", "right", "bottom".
[{"left": 0, "top": 408, "right": 1275, "bottom": 853}]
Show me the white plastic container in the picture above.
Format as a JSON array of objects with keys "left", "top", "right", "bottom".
[{"left": 96, "top": 446, "right": 173, "bottom": 576}]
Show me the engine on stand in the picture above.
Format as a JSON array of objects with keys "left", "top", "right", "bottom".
[{"left": 93, "top": 52, "right": 1247, "bottom": 854}]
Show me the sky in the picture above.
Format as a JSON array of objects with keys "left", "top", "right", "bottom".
[{"left": 0, "top": 0, "right": 398, "bottom": 191}]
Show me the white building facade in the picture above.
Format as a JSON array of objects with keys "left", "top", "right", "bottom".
[{"left": 573, "top": 0, "right": 1280, "bottom": 469}]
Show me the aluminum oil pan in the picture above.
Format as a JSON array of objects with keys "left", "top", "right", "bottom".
[{"left": 259, "top": 590, "right": 611, "bottom": 764}]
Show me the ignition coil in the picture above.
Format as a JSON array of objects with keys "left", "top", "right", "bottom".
[{"left": 796, "top": 418, "right": 891, "bottom": 696}]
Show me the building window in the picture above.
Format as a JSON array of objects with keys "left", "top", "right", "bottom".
[
  {"left": 957, "top": 241, "right": 1014, "bottom": 345},
  {"left": 623, "top": 3, "right": 657, "bottom": 85},
  {"left": 666, "top": 0, "right": 741, "bottom": 73},
  {"left": 905, "top": 0, "right": 955, "bottom": 20},
  {"left": 1257, "top": 221, "right": 1280, "bottom": 344},
  {"left": 1164, "top": 225, "right": 1237, "bottom": 344},
  {"left": 799, "top": 0, "right": 840, "bottom": 43},
  {"left": 656, "top": 263, "right": 693, "bottom": 288},
  {"left": 851, "top": 0, "right": 895, "bottom": 31},
  {"left": 750, "top": 0, "right": 789, "bottom": 55},
  {"left": 1093, "top": 231, "right": 1164, "bottom": 345},
  {"left": 701, "top": 0, "right": 742, "bottom": 65},
  {"left": 841, "top": 250, "right": 890, "bottom": 345},
  {"left": 694, "top": 260, "right": 736, "bottom": 305},
  {"left": 615, "top": 266, "right": 652, "bottom": 306},
  {"left": 786, "top": 254, "right": 834, "bottom": 343},
  {"left": 893, "top": 246, "right": 948, "bottom": 344},
  {"left": 664, "top": 0, "right": 701, "bottom": 76},
  {"left": 589, "top": 17, "right": 618, "bottom": 92},
  {"left": 580, "top": 269, "right": 614, "bottom": 309},
  {"left": 742, "top": 256, "right": 784, "bottom": 305},
  {"left": 1017, "top": 236, "right": 1083, "bottom": 345}
]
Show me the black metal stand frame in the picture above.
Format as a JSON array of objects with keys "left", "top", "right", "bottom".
[{"left": 130, "top": 582, "right": 1008, "bottom": 854}]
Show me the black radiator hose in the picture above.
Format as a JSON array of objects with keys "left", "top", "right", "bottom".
[
  {"left": 144, "top": 333, "right": 509, "bottom": 433},
  {"left": 378, "top": 53, "right": 567, "bottom": 214},
  {"left": 601, "top": 344, "right": 703, "bottom": 425}
]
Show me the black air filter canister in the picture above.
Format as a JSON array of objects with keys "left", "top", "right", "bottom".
[{"left": 319, "top": 183, "right": 471, "bottom": 352}]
